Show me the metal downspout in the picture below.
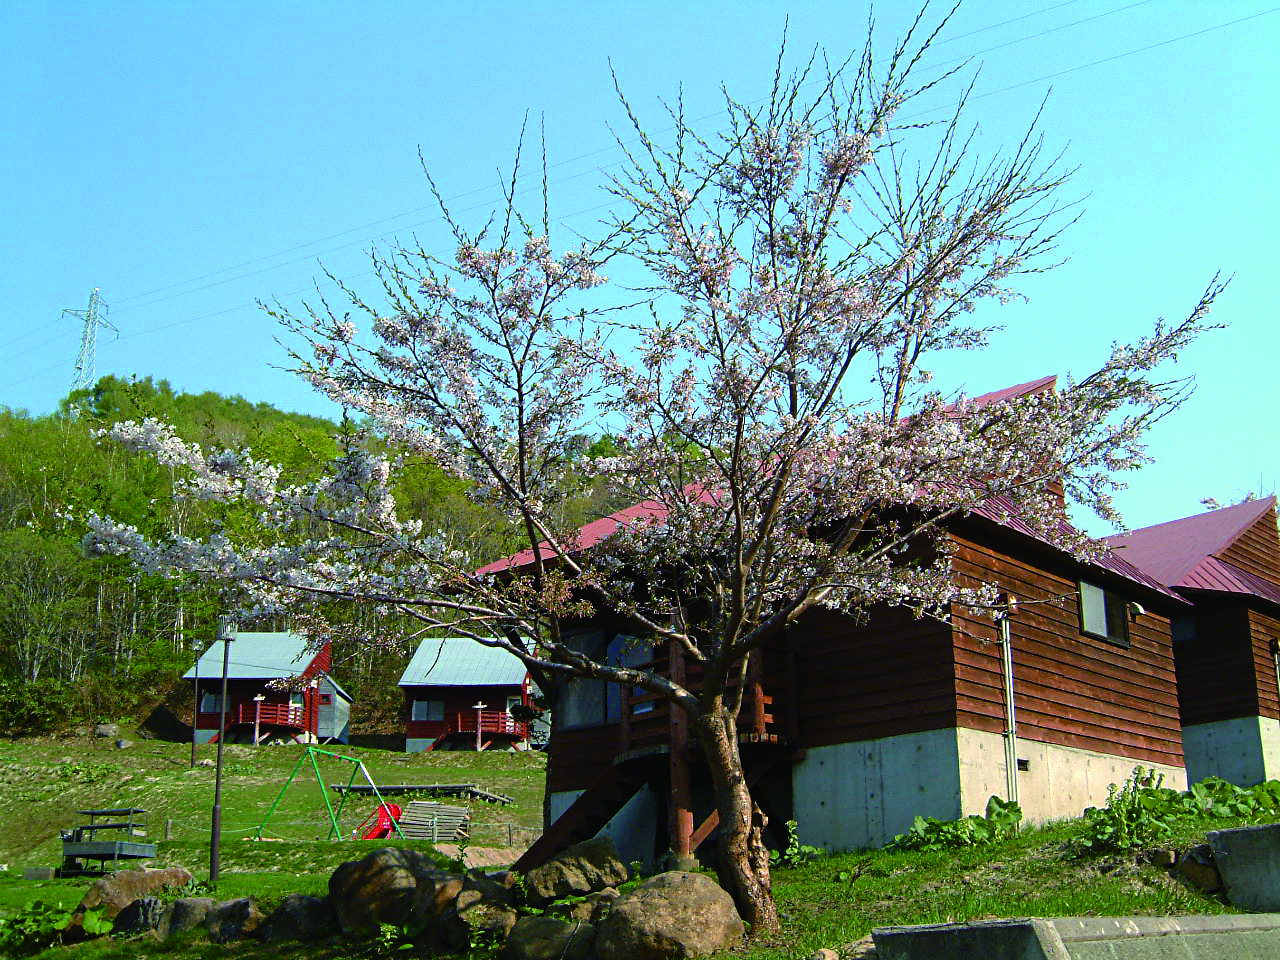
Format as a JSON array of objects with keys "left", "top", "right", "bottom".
[
  {"left": 998, "top": 600, "right": 1019, "bottom": 807},
  {"left": 1271, "top": 640, "right": 1280, "bottom": 733}
]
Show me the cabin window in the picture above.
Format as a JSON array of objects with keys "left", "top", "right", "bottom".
[
  {"left": 605, "top": 634, "right": 655, "bottom": 721},
  {"left": 199, "top": 690, "right": 226, "bottom": 714},
  {"left": 319, "top": 694, "right": 333, "bottom": 705},
  {"left": 411, "top": 700, "right": 445, "bottom": 722},
  {"left": 559, "top": 629, "right": 607, "bottom": 729},
  {"left": 1079, "top": 580, "right": 1129, "bottom": 645}
]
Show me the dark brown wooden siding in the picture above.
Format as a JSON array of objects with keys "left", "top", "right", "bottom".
[
  {"left": 789, "top": 605, "right": 957, "bottom": 749},
  {"left": 1248, "top": 608, "right": 1280, "bottom": 721},
  {"left": 547, "top": 723, "right": 621, "bottom": 793},
  {"left": 949, "top": 532, "right": 1183, "bottom": 767},
  {"left": 1220, "top": 507, "right": 1280, "bottom": 584},
  {"left": 402, "top": 682, "right": 525, "bottom": 742},
  {"left": 1174, "top": 600, "right": 1257, "bottom": 726}
]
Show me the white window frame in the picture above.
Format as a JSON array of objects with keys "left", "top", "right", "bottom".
[{"left": 1079, "top": 580, "right": 1130, "bottom": 646}]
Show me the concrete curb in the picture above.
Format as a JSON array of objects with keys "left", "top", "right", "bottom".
[{"left": 873, "top": 914, "right": 1280, "bottom": 959}]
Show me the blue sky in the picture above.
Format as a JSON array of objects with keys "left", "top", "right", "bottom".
[{"left": 3, "top": 1, "right": 1276, "bottom": 533}]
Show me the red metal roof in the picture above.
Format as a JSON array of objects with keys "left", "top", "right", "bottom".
[
  {"left": 969, "top": 494, "right": 1183, "bottom": 601},
  {"left": 475, "top": 374, "right": 1180, "bottom": 600},
  {"left": 1104, "top": 496, "right": 1278, "bottom": 590},
  {"left": 475, "top": 497, "right": 672, "bottom": 576},
  {"left": 966, "top": 374, "right": 1057, "bottom": 407},
  {"left": 1180, "top": 555, "right": 1280, "bottom": 605}
]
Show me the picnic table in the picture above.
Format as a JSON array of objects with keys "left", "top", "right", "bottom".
[{"left": 59, "top": 808, "right": 158, "bottom": 876}]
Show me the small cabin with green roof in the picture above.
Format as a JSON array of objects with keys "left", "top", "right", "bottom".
[
  {"left": 398, "top": 637, "right": 536, "bottom": 752},
  {"left": 183, "top": 631, "right": 352, "bottom": 744}
]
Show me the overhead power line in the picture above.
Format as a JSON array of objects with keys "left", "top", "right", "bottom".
[
  {"left": 7, "top": 5, "right": 1278, "bottom": 398},
  {"left": 103, "top": 0, "right": 1155, "bottom": 316}
]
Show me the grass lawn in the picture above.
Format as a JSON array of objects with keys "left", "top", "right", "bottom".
[
  {"left": 3, "top": 730, "right": 1278, "bottom": 959},
  {"left": 0, "top": 730, "right": 546, "bottom": 870},
  {"left": 0, "top": 727, "right": 545, "bottom": 946}
]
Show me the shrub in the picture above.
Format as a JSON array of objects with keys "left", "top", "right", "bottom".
[
  {"left": 0, "top": 902, "right": 111, "bottom": 957},
  {"left": 1070, "top": 769, "right": 1280, "bottom": 857},
  {"left": 886, "top": 795, "right": 1023, "bottom": 852},
  {"left": 0, "top": 678, "right": 78, "bottom": 734},
  {"left": 770, "top": 820, "right": 824, "bottom": 867}
]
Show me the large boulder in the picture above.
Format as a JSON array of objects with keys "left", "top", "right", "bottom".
[
  {"left": 524, "top": 836, "right": 629, "bottom": 905},
  {"left": 204, "top": 897, "right": 264, "bottom": 943},
  {"left": 503, "top": 916, "right": 596, "bottom": 960},
  {"left": 75, "top": 866, "right": 194, "bottom": 919},
  {"left": 112, "top": 897, "right": 166, "bottom": 936},
  {"left": 595, "top": 871, "right": 744, "bottom": 960},
  {"left": 329, "top": 847, "right": 460, "bottom": 935},
  {"left": 411, "top": 869, "right": 466, "bottom": 924},
  {"left": 255, "top": 894, "right": 337, "bottom": 943},
  {"left": 437, "top": 873, "right": 520, "bottom": 950},
  {"left": 160, "top": 898, "right": 217, "bottom": 938}
]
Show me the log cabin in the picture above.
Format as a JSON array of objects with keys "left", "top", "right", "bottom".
[
  {"left": 501, "top": 378, "right": 1192, "bottom": 868},
  {"left": 399, "top": 636, "right": 539, "bottom": 752},
  {"left": 1106, "top": 496, "right": 1280, "bottom": 785},
  {"left": 183, "top": 631, "right": 352, "bottom": 744}
]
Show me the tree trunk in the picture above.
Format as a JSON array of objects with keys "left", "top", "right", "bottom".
[{"left": 694, "top": 707, "right": 779, "bottom": 934}]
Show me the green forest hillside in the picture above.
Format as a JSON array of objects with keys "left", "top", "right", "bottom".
[{"left": 0, "top": 375, "right": 559, "bottom": 734}]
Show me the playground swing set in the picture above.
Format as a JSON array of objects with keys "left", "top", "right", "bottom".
[{"left": 254, "top": 746, "right": 405, "bottom": 842}]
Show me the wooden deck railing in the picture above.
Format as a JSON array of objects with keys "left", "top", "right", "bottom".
[
  {"left": 451, "top": 711, "right": 529, "bottom": 739},
  {"left": 617, "top": 643, "right": 790, "bottom": 755},
  {"left": 235, "top": 701, "right": 308, "bottom": 730}
]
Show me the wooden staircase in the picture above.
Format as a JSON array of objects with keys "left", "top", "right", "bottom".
[{"left": 511, "top": 758, "right": 656, "bottom": 873}]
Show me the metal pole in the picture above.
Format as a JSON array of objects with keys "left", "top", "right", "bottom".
[
  {"left": 997, "top": 598, "right": 1020, "bottom": 808},
  {"left": 191, "top": 650, "right": 199, "bottom": 769},
  {"left": 473, "top": 701, "right": 486, "bottom": 752},
  {"left": 211, "top": 618, "right": 236, "bottom": 886},
  {"left": 1271, "top": 641, "right": 1280, "bottom": 734}
]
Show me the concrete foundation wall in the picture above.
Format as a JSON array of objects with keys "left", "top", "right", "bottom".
[
  {"left": 548, "top": 784, "right": 661, "bottom": 867},
  {"left": 1183, "top": 715, "right": 1280, "bottom": 786},
  {"left": 792, "top": 727, "right": 1188, "bottom": 852},
  {"left": 405, "top": 737, "right": 436, "bottom": 753},
  {"left": 791, "top": 728, "right": 966, "bottom": 852},
  {"left": 957, "top": 728, "right": 1187, "bottom": 825}
]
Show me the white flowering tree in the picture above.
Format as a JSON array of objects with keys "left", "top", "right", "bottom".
[{"left": 86, "top": 19, "right": 1222, "bottom": 931}]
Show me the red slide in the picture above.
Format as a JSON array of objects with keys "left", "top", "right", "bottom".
[{"left": 358, "top": 802, "right": 402, "bottom": 839}]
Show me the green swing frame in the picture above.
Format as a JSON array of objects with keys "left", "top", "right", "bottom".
[{"left": 254, "top": 746, "right": 407, "bottom": 842}]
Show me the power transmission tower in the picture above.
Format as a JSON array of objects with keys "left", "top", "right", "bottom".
[{"left": 62, "top": 287, "right": 116, "bottom": 401}]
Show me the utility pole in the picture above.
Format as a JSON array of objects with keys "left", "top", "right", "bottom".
[
  {"left": 210, "top": 618, "right": 236, "bottom": 886},
  {"left": 191, "top": 649, "right": 200, "bottom": 769},
  {"left": 61, "top": 288, "right": 117, "bottom": 409}
]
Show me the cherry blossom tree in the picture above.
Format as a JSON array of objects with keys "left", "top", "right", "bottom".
[{"left": 85, "top": 14, "right": 1223, "bottom": 932}]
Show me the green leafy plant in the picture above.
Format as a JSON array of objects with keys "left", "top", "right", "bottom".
[
  {"left": 1185, "top": 777, "right": 1280, "bottom": 819},
  {"left": 0, "top": 901, "right": 112, "bottom": 957},
  {"left": 770, "top": 820, "right": 824, "bottom": 867},
  {"left": 1072, "top": 767, "right": 1177, "bottom": 855},
  {"left": 886, "top": 795, "right": 1023, "bottom": 852}
]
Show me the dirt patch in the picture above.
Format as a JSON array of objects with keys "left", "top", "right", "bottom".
[{"left": 433, "top": 844, "right": 524, "bottom": 869}]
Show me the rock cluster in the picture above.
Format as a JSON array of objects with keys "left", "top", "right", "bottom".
[
  {"left": 1143, "top": 843, "right": 1224, "bottom": 894},
  {"left": 90, "top": 836, "right": 745, "bottom": 959}
]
